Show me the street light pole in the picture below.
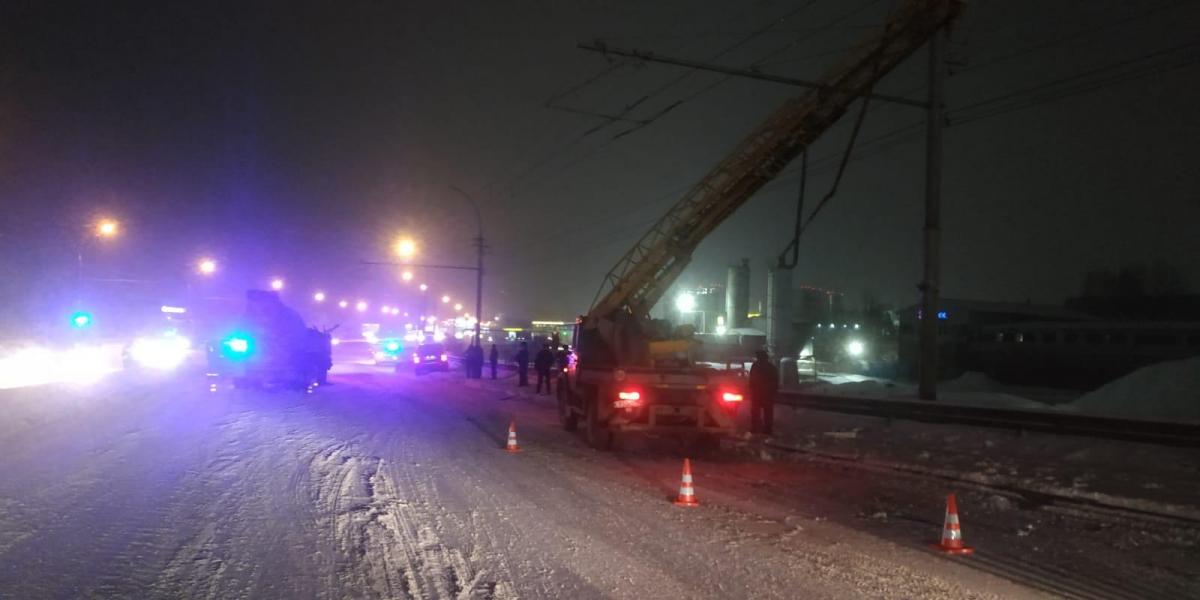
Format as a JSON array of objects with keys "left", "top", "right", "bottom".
[{"left": 450, "top": 185, "right": 484, "bottom": 347}]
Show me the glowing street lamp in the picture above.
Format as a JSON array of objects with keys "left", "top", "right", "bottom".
[
  {"left": 197, "top": 258, "right": 217, "bottom": 275},
  {"left": 270, "top": 278, "right": 285, "bottom": 291},
  {"left": 355, "top": 300, "right": 368, "bottom": 312},
  {"left": 381, "top": 305, "right": 391, "bottom": 314},
  {"left": 338, "top": 300, "right": 349, "bottom": 309},
  {"left": 313, "top": 291, "right": 326, "bottom": 302},
  {"left": 401, "top": 270, "right": 414, "bottom": 282},
  {"left": 675, "top": 292, "right": 696, "bottom": 312},
  {"left": 394, "top": 238, "right": 417, "bottom": 260},
  {"left": 419, "top": 283, "right": 428, "bottom": 292},
  {"left": 454, "top": 302, "right": 463, "bottom": 311},
  {"left": 95, "top": 219, "right": 119, "bottom": 238},
  {"left": 441, "top": 295, "right": 450, "bottom": 304}
]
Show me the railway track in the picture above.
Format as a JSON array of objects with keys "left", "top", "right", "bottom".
[{"left": 776, "top": 390, "right": 1200, "bottom": 447}]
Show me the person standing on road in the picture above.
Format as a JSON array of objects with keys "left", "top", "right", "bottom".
[
  {"left": 515, "top": 342, "right": 529, "bottom": 387},
  {"left": 470, "top": 343, "right": 485, "bottom": 378},
  {"left": 554, "top": 345, "right": 570, "bottom": 393},
  {"left": 488, "top": 343, "right": 498, "bottom": 380},
  {"left": 463, "top": 343, "right": 475, "bottom": 378},
  {"left": 534, "top": 343, "right": 555, "bottom": 395},
  {"left": 749, "top": 349, "right": 779, "bottom": 435}
]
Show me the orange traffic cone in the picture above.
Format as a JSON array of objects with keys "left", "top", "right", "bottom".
[
  {"left": 930, "top": 493, "right": 974, "bottom": 554},
  {"left": 674, "top": 458, "right": 699, "bottom": 507},
  {"left": 505, "top": 420, "right": 521, "bottom": 453}
]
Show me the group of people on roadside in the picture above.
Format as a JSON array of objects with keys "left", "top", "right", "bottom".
[
  {"left": 461, "top": 342, "right": 499, "bottom": 380},
  {"left": 512, "top": 341, "right": 570, "bottom": 395}
]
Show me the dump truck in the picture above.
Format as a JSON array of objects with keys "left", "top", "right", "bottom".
[{"left": 207, "top": 290, "right": 332, "bottom": 389}]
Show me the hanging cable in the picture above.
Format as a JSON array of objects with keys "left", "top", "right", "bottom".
[
  {"left": 776, "top": 151, "right": 807, "bottom": 268},
  {"left": 802, "top": 90, "right": 873, "bottom": 232}
]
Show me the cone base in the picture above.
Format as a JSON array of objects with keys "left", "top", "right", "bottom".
[
  {"left": 506, "top": 446, "right": 521, "bottom": 453},
  {"left": 929, "top": 543, "right": 974, "bottom": 555},
  {"left": 673, "top": 499, "right": 699, "bottom": 507}
]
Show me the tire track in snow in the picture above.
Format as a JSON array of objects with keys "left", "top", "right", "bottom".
[{"left": 309, "top": 439, "right": 511, "bottom": 599}]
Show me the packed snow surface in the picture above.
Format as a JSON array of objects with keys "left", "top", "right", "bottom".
[{"left": 2, "top": 362, "right": 1198, "bottom": 598}]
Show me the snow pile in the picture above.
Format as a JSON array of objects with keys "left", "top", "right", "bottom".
[
  {"left": 940, "top": 372, "right": 1052, "bottom": 411},
  {"left": 941, "top": 371, "right": 1005, "bottom": 392},
  {"left": 1067, "top": 356, "right": 1200, "bottom": 422},
  {"left": 802, "top": 372, "right": 1054, "bottom": 412}
]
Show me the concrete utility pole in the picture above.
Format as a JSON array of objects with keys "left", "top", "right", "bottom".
[
  {"left": 450, "top": 186, "right": 485, "bottom": 347},
  {"left": 918, "top": 30, "right": 946, "bottom": 401}
]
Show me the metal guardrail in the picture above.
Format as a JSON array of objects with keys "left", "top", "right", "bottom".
[{"left": 776, "top": 391, "right": 1200, "bottom": 447}]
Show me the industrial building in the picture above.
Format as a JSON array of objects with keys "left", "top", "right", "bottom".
[{"left": 898, "top": 298, "right": 1200, "bottom": 388}]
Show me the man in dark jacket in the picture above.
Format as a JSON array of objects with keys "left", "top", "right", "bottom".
[
  {"left": 488, "top": 343, "right": 498, "bottom": 380},
  {"left": 749, "top": 349, "right": 779, "bottom": 435},
  {"left": 534, "top": 343, "right": 555, "bottom": 395},
  {"left": 514, "top": 342, "right": 529, "bottom": 387},
  {"left": 471, "top": 344, "right": 484, "bottom": 378},
  {"left": 463, "top": 343, "right": 476, "bottom": 378}
]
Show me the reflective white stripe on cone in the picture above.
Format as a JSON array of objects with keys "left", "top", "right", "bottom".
[
  {"left": 506, "top": 420, "right": 521, "bottom": 453},
  {"left": 930, "top": 493, "right": 974, "bottom": 554},
  {"left": 674, "top": 458, "right": 698, "bottom": 507}
]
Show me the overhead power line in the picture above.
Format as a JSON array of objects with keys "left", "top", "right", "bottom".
[
  {"left": 577, "top": 41, "right": 927, "bottom": 108},
  {"left": 501, "top": 0, "right": 882, "bottom": 195}
]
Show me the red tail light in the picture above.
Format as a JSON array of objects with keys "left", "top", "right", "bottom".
[
  {"left": 721, "top": 391, "right": 744, "bottom": 403},
  {"left": 440, "top": 353, "right": 448, "bottom": 362},
  {"left": 614, "top": 389, "right": 642, "bottom": 409}
]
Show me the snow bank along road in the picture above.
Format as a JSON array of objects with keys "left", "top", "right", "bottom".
[{"left": 0, "top": 366, "right": 1195, "bottom": 599}]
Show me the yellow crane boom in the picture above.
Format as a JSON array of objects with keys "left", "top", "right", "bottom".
[{"left": 587, "top": 0, "right": 963, "bottom": 331}]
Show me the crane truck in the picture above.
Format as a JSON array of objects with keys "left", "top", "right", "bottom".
[{"left": 558, "top": 0, "right": 963, "bottom": 449}]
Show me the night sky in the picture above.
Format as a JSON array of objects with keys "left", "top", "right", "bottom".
[{"left": 2, "top": 0, "right": 1198, "bottom": 331}]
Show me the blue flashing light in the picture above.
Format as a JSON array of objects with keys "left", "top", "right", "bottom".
[
  {"left": 70, "top": 311, "right": 93, "bottom": 328},
  {"left": 383, "top": 339, "right": 402, "bottom": 353},
  {"left": 937, "top": 311, "right": 948, "bottom": 320},
  {"left": 222, "top": 334, "right": 254, "bottom": 359}
]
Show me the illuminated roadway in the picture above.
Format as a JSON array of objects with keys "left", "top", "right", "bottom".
[{"left": 0, "top": 359, "right": 1183, "bottom": 599}]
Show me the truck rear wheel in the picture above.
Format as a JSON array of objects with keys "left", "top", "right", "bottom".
[
  {"left": 585, "top": 391, "right": 612, "bottom": 450},
  {"left": 557, "top": 386, "right": 577, "bottom": 432}
]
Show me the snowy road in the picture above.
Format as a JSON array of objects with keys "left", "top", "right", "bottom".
[{"left": 0, "top": 365, "right": 1195, "bottom": 599}]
